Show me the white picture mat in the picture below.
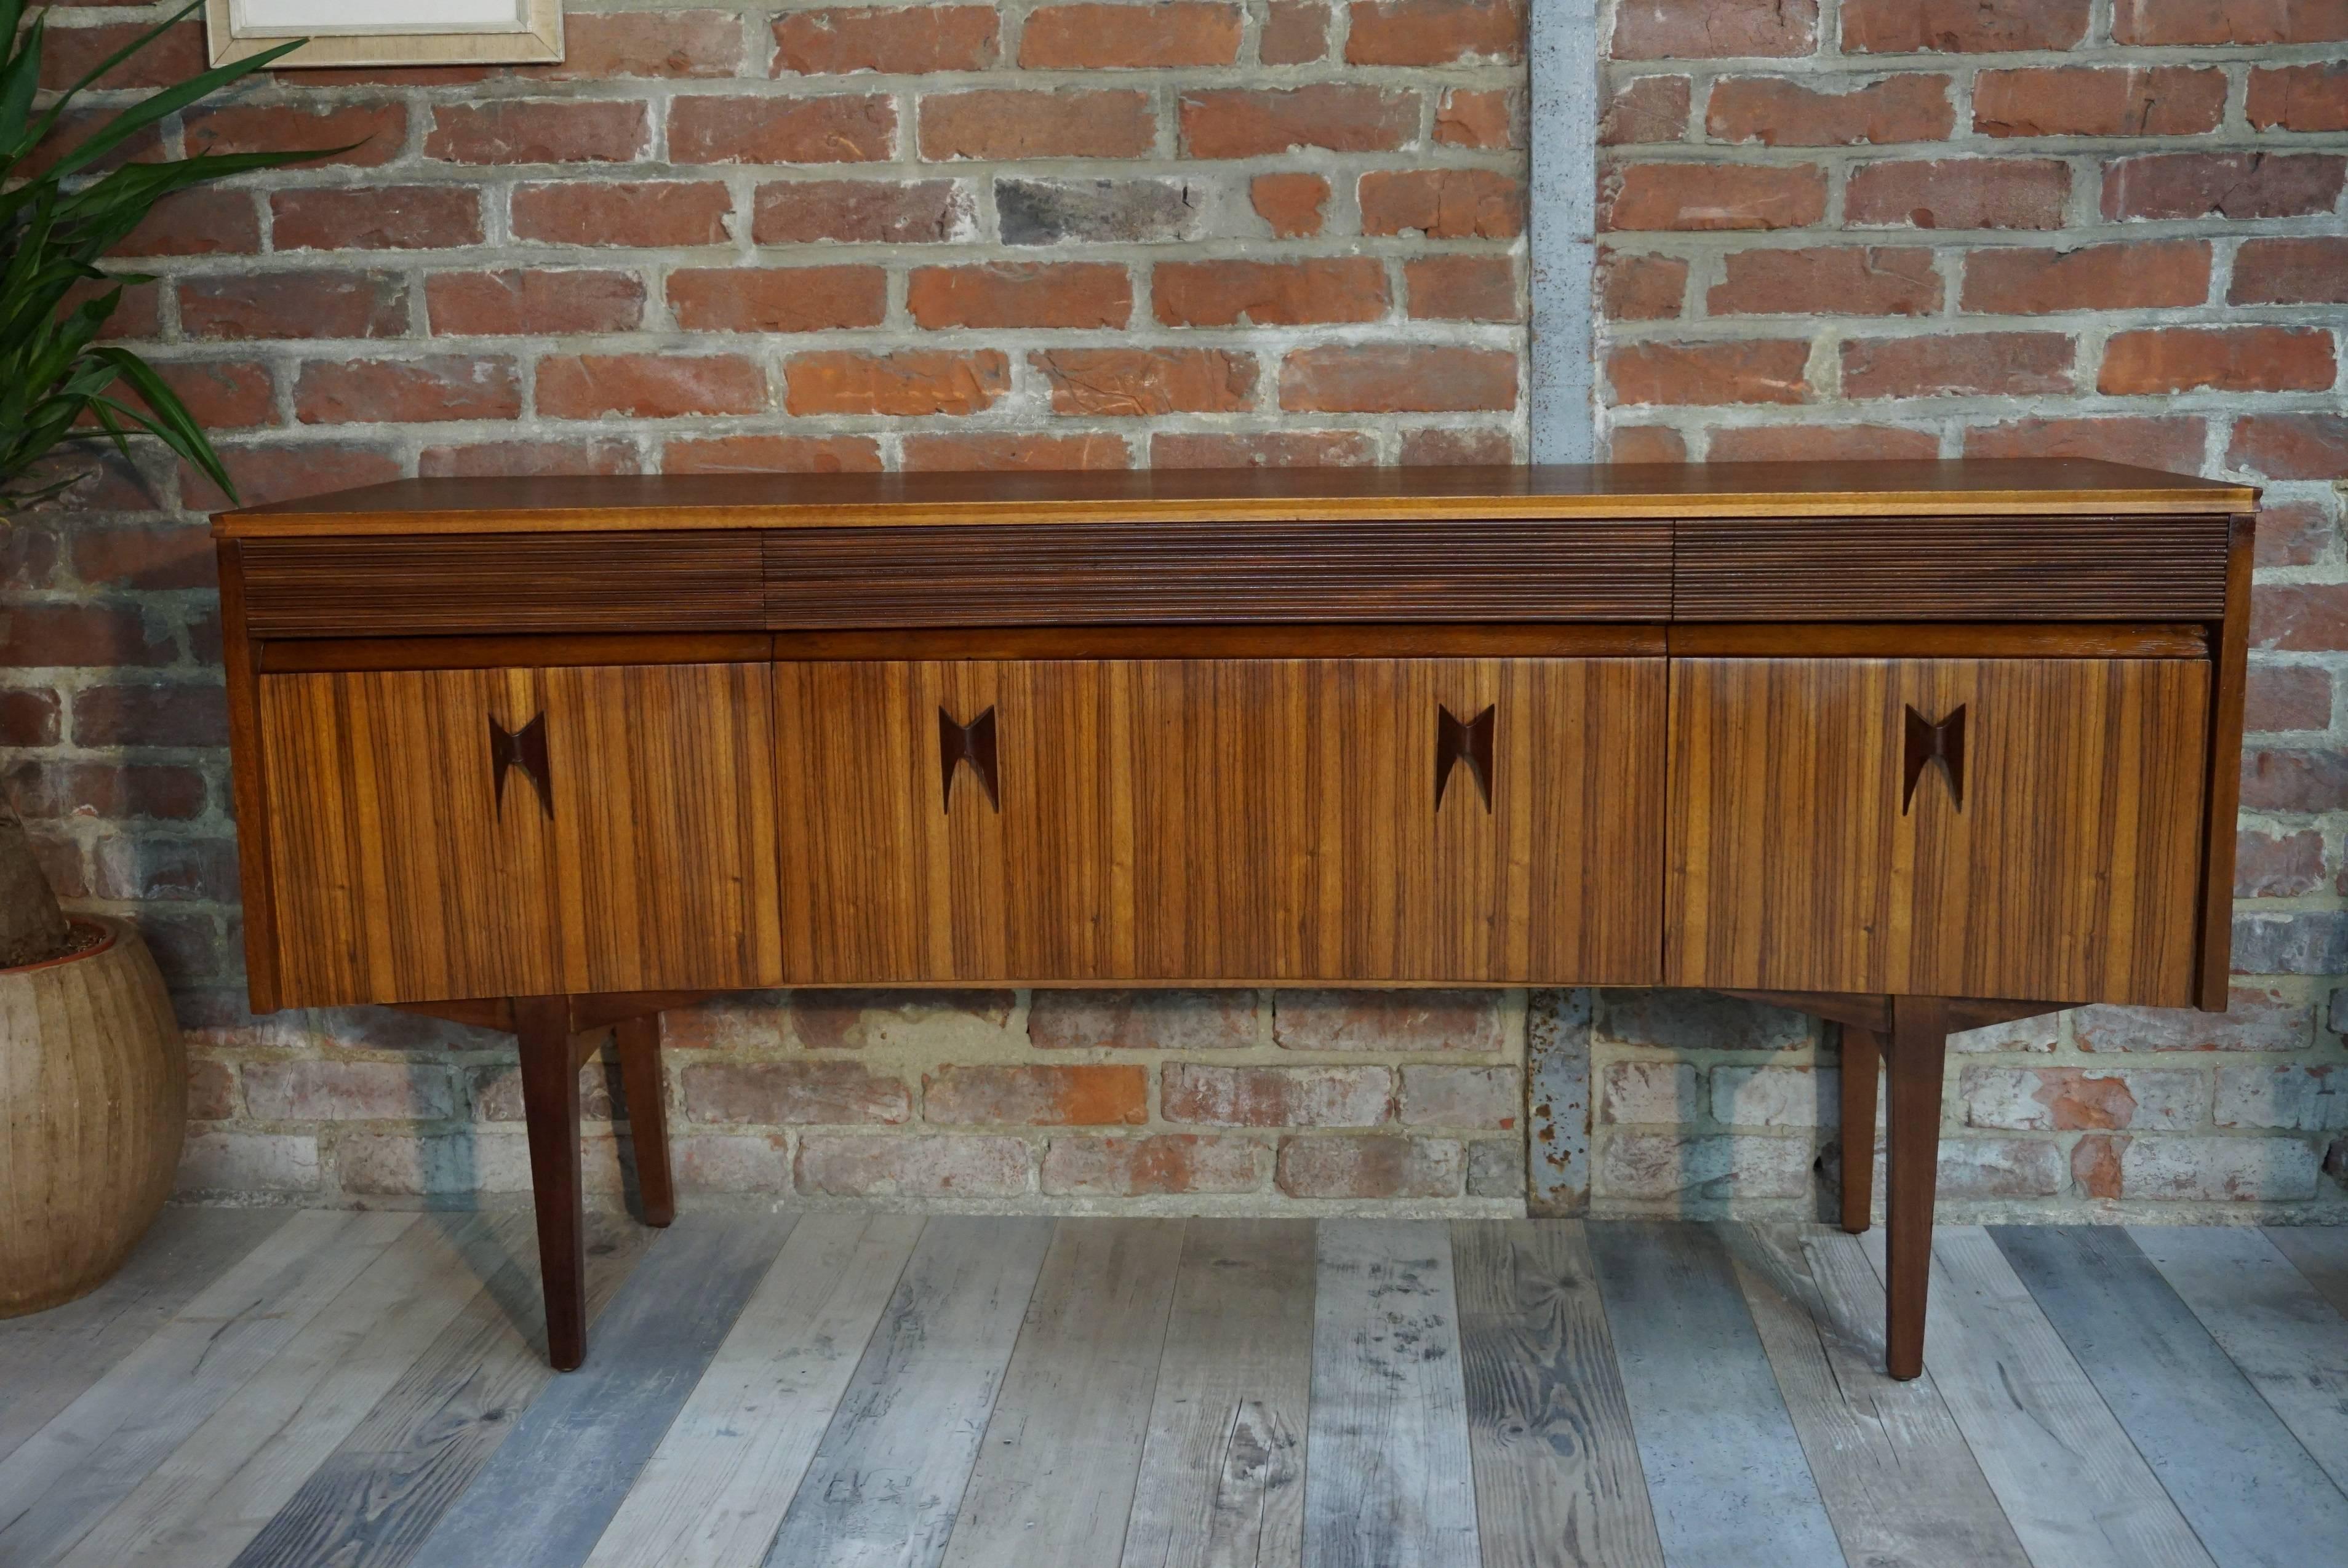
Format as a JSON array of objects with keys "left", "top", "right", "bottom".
[{"left": 228, "top": 0, "right": 529, "bottom": 37}]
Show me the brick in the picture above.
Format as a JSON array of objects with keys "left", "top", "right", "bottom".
[
  {"left": 1600, "top": 250, "right": 1688, "bottom": 320},
  {"left": 784, "top": 349, "right": 1011, "bottom": 415},
  {"left": 1600, "top": 1133, "right": 1814, "bottom": 1200},
  {"left": 1023, "top": 3, "right": 1242, "bottom": 66},
  {"left": 1600, "top": 1061, "right": 1701, "bottom": 1123},
  {"left": 1180, "top": 85, "right": 1418, "bottom": 157},
  {"left": 185, "top": 100, "right": 406, "bottom": 166},
  {"left": 107, "top": 189, "right": 255, "bottom": 258},
  {"left": 2254, "top": 502, "right": 2336, "bottom": 567},
  {"left": 1961, "top": 241, "right": 2212, "bottom": 314},
  {"left": 2114, "top": 0, "right": 2348, "bottom": 45},
  {"left": 1845, "top": 0, "right": 2088, "bottom": 52},
  {"left": 680, "top": 1061, "right": 909, "bottom": 1124},
  {"left": 1359, "top": 168, "right": 1524, "bottom": 238},
  {"left": 2217, "top": 1065, "right": 2347, "bottom": 1131},
  {"left": 2105, "top": 153, "right": 2347, "bottom": 221},
  {"left": 1708, "top": 73, "right": 1952, "bottom": 146},
  {"left": 1263, "top": 0, "right": 1332, "bottom": 61},
  {"left": 671, "top": 94, "right": 894, "bottom": 164},
  {"left": 1609, "top": 340, "right": 1808, "bottom": 406},
  {"left": 421, "top": 440, "right": 642, "bottom": 478},
  {"left": 1974, "top": 66, "right": 2227, "bottom": 137},
  {"left": 270, "top": 186, "right": 481, "bottom": 252},
  {"left": 1961, "top": 1066, "right": 2204, "bottom": 1132},
  {"left": 657, "top": 993, "right": 788, "bottom": 1051},
  {"left": 2238, "top": 826, "right": 2325, "bottom": 894},
  {"left": 537, "top": 10, "right": 743, "bottom": 78},
  {"left": 775, "top": 6, "right": 1000, "bottom": 73},
  {"left": 1162, "top": 1063, "right": 1391, "bottom": 1126},
  {"left": 91, "top": 835, "right": 238, "bottom": 901},
  {"left": 1610, "top": 0, "right": 1816, "bottom": 58},
  {"left": 1713, "top": 1065, "right": 1835, "bottom": 1128},
  {"left": 1964, "top": 415, "right": 2206, "bottom": 470},
  {"left": 426, "top": 269, "right": 646, "bottom": 335},
  {"left": 425, "top": 100, "right": 646, "bottom": 164},
  {"left": 1400, "top": 1066, "right": 1520, "bottom": 1127},
  {"left": 789, "top": 989, "right": 1015, "bottom": 1049},
  {"left": 908, "top": 261, "right": 1132, "bottom": 328},
  {"left": 1843, "top": 332, "right": 2075, "bottom": 397},
  {"left": 1252, "top": 172, "right": 1330, "bottom": 237},
  {"left": 470, "top": 1056, "right": 626, "bottom": 1125},
  {"left": 1601, "top": 76, "right": 1690, "bottom": 145},
  {"left": 2075, "top": 987, "right": 2311, "bottom": 1051},
  {"left": 295, "top": 356, "right": 521, "bottom": 424},
  {"left": 1034, "top": 349, "right": 1258, "bottom": 415},
  {"left": 668, "top": 265, "right": 887, "bottom": 332},
  {"left": 2098, "top": 1134, "right": 2322, "bottom": 1201},
  {"left": 2246, "top": 666, "right": 2333, "bottom": 732},
  {"left": 1601, "top": 163, "right": 1826, "bottom": 231},
  {"left": 2229, "top": 415, "right": 2348, "bottom": 482},
  {"left": 180, "top": 443, "right": 402, "bottom": 511},
  {"left": 510, "top": 181, "right": 732, "bottom": 246},
  {"left": 2249, "top": 63, "right": 2348, "bottom": 131},
  {"left": 1405, "top": 255, "right": 1518, "bottom": 321},
  {"left": 1043, "top": 1133, "right": 1263, "bottom": 1195},
  {"left": 2230, "top": 237, "right": 2348, "bottom": 304},
  {"left": 920, "top": 89, "right": 1153, "bottom": 159},
  {"left": 3, "top": 758, "right": 206, "bottom": 819},
  {"left": 665, "top": 435, "right": 883, "bottom": 474},
  {"left": 1154, "top": 257, "right": 1387, "bottom": 326},
  {"left": 1280, "top": 345, "right": 1517, "bottom": 412},
  {"left": 242, "top": 1060, "right": 458, "bottom": 1121},
  {"left": 676, "top": 1134, "right": 787, "bottom": 1193},
  {"left": 1709, "top": 424, "right": 1941, "bottom": 461},
  {"left": 1273, "top": 989, "right": 1504, "bottom": 1052},
  {"left": 1437, "top": 87, "right": 1516, "bottom": 149},
  {"left": 754, "top": 178, "right": 975, "bottom": 243},
  {"left": 1846, "top": 158, "right": 2068, "bottom": 229},
  {"left": 2101, "top": 327, "right": 2334, "bottom": 394},
  {"left": 924, "top": 1064, "right": 1146, "bottom": 1125},
  {"left": 1599, "top": 989, "right": 1812, "bottom": 1050},
  {"left": 1028, "top": 987, "right": 1256, "bottom": 1046},
  {"left": 2234, "top": 912, "right": 2348, "bottom": 974},
  {"left": 1466, "top": 1137, "right": 1525, "bottom": 1196},
  {"left": 2242, "top": 748, "right": 2348, "bottom": 812},
  {"left": 126, "top": 360, "right": 277, "bottom": 432},
  {"left": 1709, "top": 245, "right": 1939, "bottom": 316},
  {"left": 537, "top": 354, "right": 767, "bottom": 419},
  {"left": 0, "top": 690, "right": 62, "bottom": 747},
  {"left": 186, "top": 1059, "right": 236, "bottom": 1121},
  {"left": 1277, "top": 1136, "right": 1464, "bottom": 1197},
  {"left": 900, "top": 432, "right": 1132, "bottom": 469},
  {"left": 1402, "top": 428, "right": 1514, "bottom": 464},
  {"left": 1344, "top": 0, "right": 1522, "bottom": 64},
  {"left": 177, "top": 1132, "right": 318, "bottom": 1193},
  {"left": 1000, "top": 177, "right": 1208, "bottom": 244},
  {"left": 795, "top": 1134, "right": 1031, "bottom": 1197},
  {"left": 1152, "top": 431, "right": 1378, "bottom": 466},
  {"left": 1933, "top": 1138, "right": 2066, "bottom": 1198},
  {"left": 39, "top": 20, "right": 206, "bottom": 91}
]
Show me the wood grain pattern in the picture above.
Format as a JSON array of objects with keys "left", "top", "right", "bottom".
[
  {"left": 2267, "top": 1227, "right": 2348, "bottom": 1320},
  {"left": 260, "top": 663, "right": 781, "bottom": 1007},
  {"left": 1674, "top": 513, "right": 2232, "bottom": 620},
  {"left": 1883, "top": 996, "right": 1950, "bottom": 1382},
  {"left": 772, "top": 626, "right": 1668, "bottom": 661},
  {"left": 1452, "top": 1221, "right": 1664, "bottom": 1568},
  {"left": 1666, "top": 656, "right": 2211, "bottom": 1003},
  {"left": 1667, "top": 622, "right": 2211, "bottom": 658},
  {"left": 777, "top": 658, "right": 1665, "bottom": 986},
  {"left": 2194, "top": 513, "right": 2256, "bottom": 1009}
]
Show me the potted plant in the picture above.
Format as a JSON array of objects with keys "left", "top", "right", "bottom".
[{"left": 2, "top": 0, "right": 321, "bottom": 1311}]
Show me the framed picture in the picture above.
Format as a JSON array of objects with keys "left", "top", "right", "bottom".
[{"left": 204, "top": 0, "right": 563, "bottom": 68}]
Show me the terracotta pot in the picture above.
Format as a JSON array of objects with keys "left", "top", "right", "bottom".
[{"left": 1, "top": 917, "right": 187, "bottom": 1316}]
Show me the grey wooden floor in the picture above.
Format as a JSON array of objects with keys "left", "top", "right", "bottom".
[{"left": 2, "top": 1210, "right": 2344, "bottom": 1568}]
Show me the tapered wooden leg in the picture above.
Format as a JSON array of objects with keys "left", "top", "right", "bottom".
[
  {"left": 613, "top": 1014, "right": 674, "bottom": 1228},
  {"left": 1882, "top": 995, "right": 1950, "bottom": 1382},
  {"left": 1840, "top": 1024, "right": 1882, "bottom": 1235},
  {"left": 514, "top": 995, "right": 588, "bottom": 1372}
]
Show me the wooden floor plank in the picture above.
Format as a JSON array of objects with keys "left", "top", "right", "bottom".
[
  {"left": 1994, "top": 1225, "right": 2348, "bottom": 1568},
  {"left": 2134, "top": 1226, "right": 2348, "bottom": 1497},
  {"left": 762, "top": 1216, "right": 1055, "bottom": 1568},
  {"left": 226, "top": 1209, "right": 652, "bottom": 1568},
  {"left": 2265, "top": 1227, "right": 2348, "bottom": 1321},
  {"left": 1303, "top": 1220, "right": 1481, "bottom": 1568},
  {"left": 0, "top": 1208, "right": 289, "bottom": 1468},
  {"left": 1859, "top": 1226, "right": 2213, "bottom": 1568},
  {"left": 1453, "top": 1220, "right": 1664, "bottom": 1568},
  {"left": 0, "top": 1209, "right": 416, "bottom": 1568},
  {"left": 1723, "top": 1226, "right": 2027, "bottom": 1568},
  {"left": 941, "top": 1219, "right": 1185, "bottom": 1568},
  {"left": 54, "top": 1213, "right": 522, "bottom": 1568},
  {"left": 1120, "top": 1218, "right": 1316, "bottom": 1568},
  {"left": 1584, "top": 1221, "right": 1839, "bottom": 1568},
  {"left": 583, "top": 1213, "right": 923, "bottom": 1568},
  {"left": 402, "top": 1211, "right": 794, "bottom": 1568}
]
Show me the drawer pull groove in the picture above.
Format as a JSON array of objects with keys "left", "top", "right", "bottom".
[
  {"left": 1436, "top": 702, "right": 1496, "bottom": 813},
  {"left": 490, "top": 710, "right": 554, "bottom": 820},
  {"left": 939, "top": 705, "right": 1000, "bottom": 813},
  {"left": 1903, "top": 703, "right": 1966, "bottom": 814}
]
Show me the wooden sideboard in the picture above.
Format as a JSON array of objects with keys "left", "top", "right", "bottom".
[{"left": 211, "top": 460, "right": 2258, "bottom": 1376}]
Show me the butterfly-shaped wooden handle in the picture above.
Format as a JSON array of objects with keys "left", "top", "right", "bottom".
[
  {"left": 1436, "top": 703, "right": 1495, "bottom": 813},
  {"left": 940, "top": 706, "right": 1000, "bottom": 813},
  {"left": 490, "top": 711, "right": 553, "bottom": 820},
  {"left": 1902, "top": 703, "right": 1965, "bottom": 814}
]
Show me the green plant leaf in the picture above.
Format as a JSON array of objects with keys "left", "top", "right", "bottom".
[{"left": 41, "top": 35, "right": 315, "bottom": 182}]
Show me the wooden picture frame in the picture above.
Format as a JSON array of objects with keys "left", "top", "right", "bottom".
[{"left": 204, "top": 0, "right": 562, "bottom": 68}]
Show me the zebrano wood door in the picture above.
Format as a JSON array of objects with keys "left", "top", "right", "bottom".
[
  {"left": 773, "top": 657, "right": 1666, "bottom": 985},
  {"left": 258, "top": 663, "right": 781, "bottom": 1006},
  {"left": 1664, "top": 657, "right": 2211, "bottom": 1005}
]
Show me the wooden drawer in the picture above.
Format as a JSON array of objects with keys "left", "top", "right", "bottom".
[
  {"left": 258, "top": 663, "right": 781, "bottom": 1006},
  {"left": 773, "top": 657, "right": 1666, "bottom": 984},
  {"left": 1664, "top": 657, "right": 2210, "bottom": 1005}
]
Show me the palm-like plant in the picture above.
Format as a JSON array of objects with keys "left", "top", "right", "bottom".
[{"left": 2, "top": 0, "right": 319, "bottom": 509}]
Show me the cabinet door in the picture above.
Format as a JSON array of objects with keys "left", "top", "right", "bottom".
[
  {"left": 259, "top": 663, "right": 780, "bottom": 1006},
  {"left": 1664, "top": 658, "right": 2210, "bottom": 1005},
  {"left": 773, "top": 658, "right": 1664, "bottom": 985}
]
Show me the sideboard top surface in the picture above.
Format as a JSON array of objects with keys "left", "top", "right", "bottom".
[{"left": 212, "top": 459, "right": 2256, "bottom": 538}]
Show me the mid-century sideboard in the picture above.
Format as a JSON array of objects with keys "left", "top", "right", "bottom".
[{"left": 210, "top": 460, "right": 2257, "bottom": 1377}]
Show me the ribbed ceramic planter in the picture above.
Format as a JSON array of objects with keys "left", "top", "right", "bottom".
[{"left": 1, "top": 917, "right": 186, "bottom": 1316}]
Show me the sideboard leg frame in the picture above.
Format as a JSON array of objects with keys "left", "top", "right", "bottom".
[
  {"left": 1881, "top": 997, "right": 1951, "bottom": 1382},
  {"left": 515, "top": 995, "right": 588, "bottom": 1373},
  {"left": 1839, "top": 1023, "right": 1882, "bottom": 1235},
  {"left": 614, "top": 1014, "right": 675, "bottom": 1228}
]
